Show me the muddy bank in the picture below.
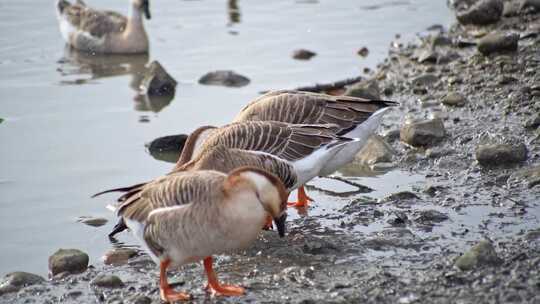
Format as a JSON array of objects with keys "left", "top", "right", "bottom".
[{"left": 2, "top": 1, "right": 540, "bottom": 303}]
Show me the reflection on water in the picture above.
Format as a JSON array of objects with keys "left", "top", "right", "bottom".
[
  {"left": 133, "top": 93, "right": 174, "bottom": 113},
  {"left": 227, "top": 0, "right": 241, "bottom": 25}
]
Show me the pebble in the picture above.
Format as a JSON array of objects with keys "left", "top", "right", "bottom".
[
  {"left": 77, "top": 216, "right": 108, "bottom": 227},
  {"left": 0, "top": 272, "right": 45, "bottom": 295},
  {"left": 48, "top": 248, "right": 89, "bottom": 276},
  {"left": 354, "top": 135, "right": 395, "bottom": 166},
  {"left": 455, "top": 240, "right": 502, "bottom": 271},
  {"left": 441, "top": 92, "right": 467, "bottom": 107},
  {"left": 475, "top": 143, "right": 528, "bottom": 167},
  {"left": 102, "top": 248, "right": 138, "bottom": 266},
  {"left": 139, "top": 61, "right": 177, "bottom": 96},
  {"left": 411, "top": 73, "right": 439, "bottom": 87},
  {"left": 477, "top": 32, "right": 519, "bottom": 55},
  {"left": 456, "top": 0, "right": 503, "bottom": 25},
  {"left": 198, "top": 70, "right": 250, "bottom": 87},
  {"left": 414, "top": 210, "right": 449, "bottom": 225},
  {"left": 146, "top": 134, "right": 188, "bottom": 154},
  {"left": 357, "top": 47, "right": 369, "bottom": 57},
  {"left": 345, "top": 79, "right": 381, "bottom": 100},
  {"left": 90, "top": 274, "right": 125, "bottom": 288},
  {"left": 292, "top": 49, "right": 317, "bottom": 60},
  {"left": 400, "top": 118, "right": 446, "bottom": 147}
]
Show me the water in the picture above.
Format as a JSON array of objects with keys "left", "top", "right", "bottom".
[{"left": 0, "top": 0, "right": 452, "bottom": 276}]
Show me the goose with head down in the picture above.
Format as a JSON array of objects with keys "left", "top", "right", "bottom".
[
  {"left": 109, "top": 167, "right": 287, "bottom": 302},
  {"left": 55, "top": 0, "right": 150, "bottom": 54}
]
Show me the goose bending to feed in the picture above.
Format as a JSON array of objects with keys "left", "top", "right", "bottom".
[
  {"left": 55, "top": 0, "right": 150, "bottom": 54},
  {"left": 104, "top": 167, "right": 287, "bottom": 301},
  {"left": 96, "top": 121, "right": 355, "bottom": 237}
]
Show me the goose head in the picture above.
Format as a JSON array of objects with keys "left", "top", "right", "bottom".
[
  {"left": 226, "top": 167, "right": 288, "bottom": 237},
  {"left": 133, "top": 0, "right": 151, "bottom": 19}
]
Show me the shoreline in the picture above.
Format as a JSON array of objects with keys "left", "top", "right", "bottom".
[{"left": 2, "top": 1, "right": 540, "bottom": 303}]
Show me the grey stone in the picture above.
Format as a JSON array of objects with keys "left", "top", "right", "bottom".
[
  {"left": 198, "top": 70, "right": 250, "bottom": 87},
  {"left": 417, "top": 49, "right": 439, "bottom": 63},
  {"left": 128, "top": 295, "right": 152, "bottom": 304},
  {"left": 456, "top": 0, "right": 503, "bottom": 25},
  {"left": 48, "top": 248, "right": 89, "bottom": 276},
  {"left": 400, "top": 119, "right": 446, "bottom": 147},
  {"left": 140, "top": 61, "right": 177, "bottom": 96},
  {"left": 354, "top": 135, "right": 395, "bottom": 166},
  {"left": 455, "top": 240, "right": 502, "bottom": 270},
  {"left": 382, "top": 191, "right": 420, "bottom": 202},
  {"left": 0, "top": 272, "right": 45, "bottom": 295},
  {"left": 509, "top": 165, "right": 540, "bottom": 188},
  {"left": 345, "top": 79, "right": 381, "bottom": 100},
  {"left": 525, "top": 114, "right": 540, "bottom": 129},
  {"left": 475, "top": 143, "right": 528, "bottom": 167},
  {"left": 414, "top": 210, "right": 449, "bottom": 225},
  {"left": 77, "top": 216, "right": 107, "bottom": 227},
  {"left": 442, "top": 92, "right": 467, "bottom": 107},
  {"left": 91, "top": 274, "right": 125, "bottom": 288},
  {"left": 102, "top": 248, "right": 138, "bottom": 266},
  {"left": 292, "top": 49, "right": 317, "bottom": 60},
  {"left": 411, "top": 74, "right": 439, "bottom": 87},
  {"left": 478, "top": 33, "right": 519, "bottom": 55}
]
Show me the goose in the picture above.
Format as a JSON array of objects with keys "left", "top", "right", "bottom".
[
  {"left": 104, "top": 167, "right": 288, "bottom": 301},
  {"left": 97, "top": 121, "right": 354, "bottom": 237},
  {"left": 55, "top": 0, "right": 150, "bottom": 54},
  {"left": 176, "top": 90, "right": 397, "bottom": 207}
]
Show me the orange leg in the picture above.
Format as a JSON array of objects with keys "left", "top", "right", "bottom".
[
  {"left": 262, "top": 215, "right": 273, "bottom": 230},
  {"left": 203, "top": 256, "right": 245, "bottom": 296},
  {"left": 287, "top": 185, "right": 314, "bottom": 208},
  {"left": 159, "top": 259, "right": 191, "bottom": 302}
]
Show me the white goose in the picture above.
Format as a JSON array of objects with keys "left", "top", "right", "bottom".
[
  {"left": 55, "top": 0, "right": 150, "bottom": 54},
  {"left": 105, "top": 167, "right": 288, "bottom": 302}
]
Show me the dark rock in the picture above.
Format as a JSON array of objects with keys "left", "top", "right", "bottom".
[
  {"left": 382, "top": 191, "right": 420, "bottom": 202},
  {"left": 146, "top": 134, "right": 188, "bottom": 163},
  {"left": 411, "top": 74, "right": 439, "bottom": 87},
  {"left": 455, "top": 240, "right": 502, "bottom": 270},
  {"left": 477, "top": 33, "right": 519, "bottom": 55},
  {"left": 345, "top": 79, "right": 381, "bottom": 100},
  {"left": 357, "top": 47, "right": 369, "bottom": 57},
  {"left": 456, "top": 0, "right": 503, "bottom": 25},
  {"left": 414, "top": 210, "right": 449, "bottom": 225},
  {"left": 0, "top": 272, "right": 45, "bottom": 295},
  {"left": 76, "top": 216, "right": 107, "bottom": 227},
  {"left": 441, "top": 92, "right": 467, "bottom": 107},
  {"left": 292, "top": 49, "right": 317, "bottom": 60},
  {"left": 128, "top": 295, "right": 152, "bottom": 304},
  {"left": 354, "top": 135, "right": 395, "bottom": 166},
  {"left": 139, "top": 61, "right": 177, "bottom": 96},
  {"left": 520, "top": 0, "right": 540, "bottom": 12},
  {"left": 525, "top": 114, "right": 540, "bottom": 129},
  {"left": 91, "top": 274, "right": 125, "bottom": 288},
  {"left": 48, "top": 248, "right": 89, "bottom": 276},
  {"left": 198, "top": 70, "right": 250, "bottom": 87},
  {"left": 102, "top": 248, "right": 138, "bottom": 266},
  {"left": 387, "top": 211, "right": 410, "bottom": 227},
  {"left": 475, "top": 143, "right": 528, "bottom": 167},
  {"left": 400, "top": 119, "right": 446, "bottom": 147}
]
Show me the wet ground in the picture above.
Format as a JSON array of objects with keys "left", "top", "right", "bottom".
[{"left": 2, "top": 0, "right": 540, "bottom": 304}]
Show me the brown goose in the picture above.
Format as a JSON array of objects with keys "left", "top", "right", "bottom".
[
  {"left": 112, "top": 167, "right": 287, "bottom": 301},
  {"left": 55, "top": 0, "right": 150, "bottom": 54}
]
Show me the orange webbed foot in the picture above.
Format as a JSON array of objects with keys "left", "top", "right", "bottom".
[
  {"left": 160, "top": 286, "right": 191, "bottom": 302},
  {"left": 207, "top": 284, "right": 245, "bottom": 296},
  {"left": 287, "top": 185, "right": 313, "bottom": 208}
]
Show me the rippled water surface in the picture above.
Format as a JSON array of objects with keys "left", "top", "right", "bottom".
[{"left": 0, "top": 0, "right": 451, "bottom": 275}]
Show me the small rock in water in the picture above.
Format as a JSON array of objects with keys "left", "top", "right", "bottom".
[
  {"left": 456, "top": 0, "right": 503, "bottom": 25},
  {"left": 354, "top": 135, "right": 395, "bottom": 166},
  {"left": 475, "top": 143, "right": 528, "bottom": 167},
  {"left": 139, "top": 61, "right": 177, "bottom": 96},
  {"left": 345, "top": 79, "right": 381, "bottom": 100},
  {"left": 102, "top": 248, "right": 138, "bottom": 266},
  {"left": 77, "top": 216, "right": 107, "bottom": 227},
  {"left": 441, "top": 92, "right": 467, "bottom": 107},
  {"left": 292, "top": 49, "right": 317, "bottom": 60},
  {"left": 48, "top": 248, "right": 89, "bottom": 276},
  {"left": 0, "top": 272, "right": 45, "bottom": 295},
  {"left": 455, "top": 240, "right": 502, "bottom": 271},
  {"left": 477, "top": 32, "right": 519, "bottom": 55},
  {"left": 146, "top": 134, "right": 188, "bottom": 154},
  {"left": 198, "top": 70, "right": 250, "bottom": 87},
  {"left": 357, "top": 47, "right": 369, "bottom": 57},
  {"left": 91, "top": 274, "right": 124, "bottom": 288},
  {"left": 400, "top": 119, "right": 446, "bottom": 147}
]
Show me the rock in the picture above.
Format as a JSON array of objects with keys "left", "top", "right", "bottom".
[
  {"left": 363, "top": 228, "right": 422, "bottom": 250},
  {"left": 77, "top": 216, "right": 107, "bottom": 227},
  {"left": 520, "top": 0, "right": 540, "bottom": 12},
  {"left": 382, "top": 191, "right": 420, "bottom": 202},
  {"left": 414, "top": 210, "right": 449, "bottom": 225},
  {"left": 292, "top": 49, "right": 317, "bottom": 60},
  {"left": 357, "top": 47, "right": 369, "bottom": 57},
  {"left": 198, "top": 70, "right": 250, "bottom": 87},
  {"left": 417, "top": 49, "right": 438, "bottom": 63},
  {"left": 128, "top": 295, "right": 152, "bottom": 304},
  {"left": 48, "top": 248, "right": 89, "bottom": 276},
  {"left": 354, "top": 135, "right": 395, "bottom": 166},
  {"left": 525, "top": 114, "right": 540, "bottom": 129},
  {"left": 455, "top": 240, "right": 502, "bottom": 271},
  {"left": 146, "top": 134, "right": 188, "bottom": 163},
  {"left": 477, "top": 32, "right": 519, "bottom": 55},
  {"left": 302, "top": 236, "right": 338, "bottom": 255},
  {"left": 411, "top": 74, "right": 439, "bottom": 87},
  {"left": 475, "top": 143, "right": 528, "bottom": 167},
  {"left": 509, "top": 165, "right": 540, "bottom": 188},
  {"left": 102, "top": 248, "right": 138, "bottom": 265},
  {"left": 441, "top": 92, "right": 467, "bottom": 107},
  {"left": 456, "top": 0, "right": 503, "bottom": 25},
  {"left": 400, "top": 119, "right": 446, "bottom": 147},
  {"left": 345, "top": 79, "right": 381, "bottom": 100},
  {"left": 0, "top": 272, "right": 45, "bottom": 295},
  {"left": 139, "top": 61, "right": 177, "bottom": 96},
  {"left": 91, "top": 274, "right": 124, "bottom": 288}
]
